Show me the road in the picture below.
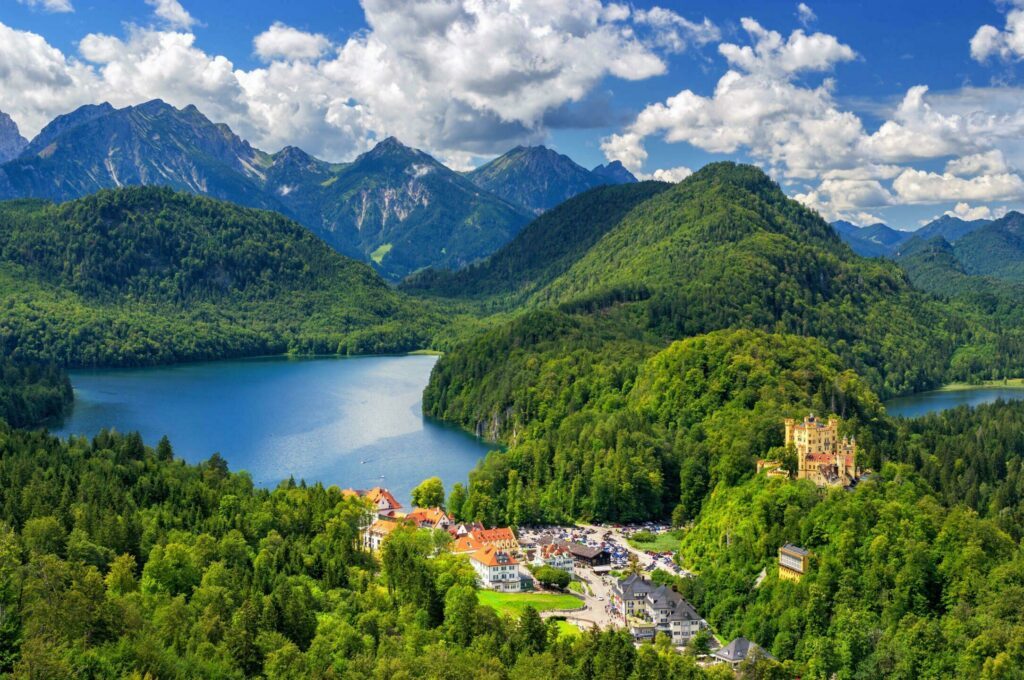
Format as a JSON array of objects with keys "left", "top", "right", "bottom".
[{"left": 576, "top": 523, "right": 688, "bottom": 576}]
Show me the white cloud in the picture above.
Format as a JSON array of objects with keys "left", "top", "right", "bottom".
[
  {"left": 944, "top": 201, "right": 1008, "bottom": 221},
  {"left": 0, "top": 0, "right": 717, "bottom": 164},
  {"left": 639, "top": 166, "right": 693, "bottom": 182},
  {"left": 970, "top": 2, "right": 1024, "bottom": 62},
  {"left": 16, "top": 0, "right": 73, "bottom": 13},
  {"left": 253, "top": 22, "right": 330, "bottom": 62},
  {"left": 893, "top": 169, "right": 1024, "bottom": 204},
  {"left": 604, "top": 16, "right": 1024, "bottom": 220},
  {"left": 145, "top": 0, "right": 196, "bottom": 30},
  {"left": 796, "top": 3, "right": 816, "bottom": 27},
  {"left": 633, "top": 7, "right": 720, "bottom": 53},
  {"left": 945, "top": 150, "right": 1009, "bottom": 177}
]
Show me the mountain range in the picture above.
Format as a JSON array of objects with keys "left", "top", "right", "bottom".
[
  {"left": 465, "top": 145, "right": 635, "bottom": 214},
  {"left": 831, "top": 214, "right": 992, "bottom": 258},
  {"left": 0, "top": 102, "right": 635, "bottom": 279}
]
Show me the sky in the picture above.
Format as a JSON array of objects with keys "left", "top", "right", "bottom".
[{"left": 3, "top": 0, "right": 1024, "bottom": 229}]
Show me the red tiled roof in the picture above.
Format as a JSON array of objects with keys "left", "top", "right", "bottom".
[
  {"left": 471, "top": 545, "right": 518, "bottom": 567},
  {"left": 406, "top": 507, "right": 451, "bottom": 526},
  {"left": 473, "top": 527, "right": 516, "bottom": 544},
  {"left": 366, "top": 487, "right": 402, "bottom": 510}
]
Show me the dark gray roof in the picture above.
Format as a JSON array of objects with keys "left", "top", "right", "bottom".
[
  {"left": 714, "top": 637, "right": 774, "bottom": 662},
  {"left": 646, "top": 585, "right": 700, "bottom": 622},
  {"left": 613, "top": 573, "right": 653, "bottom": 599},
  {"left": 566, "top": 542, "right": 603, "bottom": 559},
  {"left": 781, "top": 543, "right": 809, "bottom": 556}
]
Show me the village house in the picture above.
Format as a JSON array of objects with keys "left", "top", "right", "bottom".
[
  {"left": 470, "top": 546, "right": 531, "bottom": 592},
  {"left": 448, "top": 521, "right": 484, "bottom": 538},
  {"left": 343, "top": 486, "right": 404, "bottom": 518},
  {"left": 532, "top": 543, "right": 575, "bottom": 575},
  {"left": 778, "top": 543, "right": 810, "bottom": 581},
  {"left": 712, "top": 637, "right": 774, "bottom": 669},
  {"left": 472, "top": 527, "right": 519, "bottom": 551},
  {"left": 565, "top": 542, "right": 610, "bottom": 569},
  {"left": 613, "top": 575, "right": 707, "bottom": 645},
  {"left": 405, "top": 507, "right": 453, "bottom": 531},
  {"left": 612, "top": 573, "right": 653, "bottom": 620},
  {"left": 785, "top": 414, "right": 859, "bottom": 487},
  {"left": 363, "top": 518, "right": 401, "bottom": 553}
]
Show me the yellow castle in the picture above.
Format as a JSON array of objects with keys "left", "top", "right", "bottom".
[{"left": 784, "top": 414, "right": 858, "bottom": 487}]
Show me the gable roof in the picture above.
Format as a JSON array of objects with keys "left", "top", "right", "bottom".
[
  {"left": 474, "top": 527, "right": 517, "bottom": 544},
  {"left": 406, "top": 507, "right": 451, "bottom": 526},
  {"left": 614, "top": 573, "right": 653, "bottom": 599},
  {"left": 471, "top": 545, "right": 518, "bottom": 567},
  {"left": 565, "top": 542, "right": 603, "bottom": 559},
  {"left": 452, "top": 534, "right": 483, "bottom": 554},
  {"left": 714, "top": 637, "right": 774, "bottom": 663},
  {"left": 368, "top": 518, "right": 401, "bottom": 536},
  {"left": 365, "top": 487, "right": 402, "bottom": 510}
]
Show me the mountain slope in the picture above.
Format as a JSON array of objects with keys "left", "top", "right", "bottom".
[
  {"left": 0, "top": 187, "right": 437, "bottom": 366},
  {"left": 288, "top": 137, "right": 532, "bottom": 279},
  {"left": 401, "top": 181, "right": 671, "bottom": 303},
  {"left": 0, "top": 101, "right": 532, "bottom": 280},
  {"left": 0, "top": 100, "right": 278, "bottom": 210},
  {"left": 952, "top": 211, "right": 1024, "bottom": 282},
  {"left": 466, "top": 145, "right": 636, "bottom": 214},
  {"left": 915, "top": 214, "right": 991, "bottom": 243},
  {"left": 831, "top": 220, "right": 912, "bottom": 257},
  {"left": 0, "top": 111, "right": 27, "bottom": 164}
]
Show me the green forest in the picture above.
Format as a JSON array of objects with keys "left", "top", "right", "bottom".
[
  {"left": 4, "top": 162, "right": 1024, "bottom": 676},
  {"left": 0, "top": 189, "right": 443, "bottom": 367}
]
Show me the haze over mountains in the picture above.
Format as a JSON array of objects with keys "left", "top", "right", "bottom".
[
  {"left": 831, "top": 214, "right": 993, "bottom": 258},
  {"left": 0, "top": 102, "right": 635, "bottom": 280}
]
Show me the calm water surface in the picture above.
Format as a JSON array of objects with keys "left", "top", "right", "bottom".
[
  {"left": 885, "top": 386, "right": 1024, "bottom": 418},
  {"left": 54, "top": 355, "right": 493, "bottom": 505}
]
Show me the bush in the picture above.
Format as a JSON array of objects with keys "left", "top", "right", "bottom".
[{"left": 631, "top": 530, "right": 656, "bottom": 543}]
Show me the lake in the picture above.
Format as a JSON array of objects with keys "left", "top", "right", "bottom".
[
  {"left": 54, "top": 354, "right": 494, "bottom": 505},
  {"left": 884, "top": 386, "right": 1024, "bottom": 418}
]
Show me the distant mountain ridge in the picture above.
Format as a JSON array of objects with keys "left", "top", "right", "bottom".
[
  {"left": 466, "top": 145, "right": 636, "bottom": 214},
  {"left": 1, "top": 101, "right": 670, "bottom": 279},
  {"left": 832, "top": 214, "right": 991, "bottom": 258}
]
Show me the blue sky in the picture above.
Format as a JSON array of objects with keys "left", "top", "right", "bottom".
[{"left": 3, "top": 0, "right": 1024, "bottom": 228}]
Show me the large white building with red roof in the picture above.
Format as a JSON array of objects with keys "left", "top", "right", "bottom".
[{"left": 471, "top": 546, "right": 529, "bottom": 592}]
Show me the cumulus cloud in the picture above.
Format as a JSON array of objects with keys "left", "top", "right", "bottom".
[
  {"left": 639, "top": 166, "right": 693, "bottom": 182},
  {"left": 944, "top": 201, "right": 1009, "bottom": 221},
  {"left": 945, "top": 150, "right": 1009, "bottom": 177},
  {"left": 604, "top": 17, "right": 1024, "bottom": 220},
  {"left": 16, "top": 0, "right": 73, "bottom": 12},
  {"left": 0, "top": 0, "right": 719, "bottom": 164},
  {"left": 970, "top": 1, "right": 1024, "bottom": 62},
  {"left": 796, "top": 3, "right": 816, "bottom": 27},
  {"left": 253, "top": 23, "right": 331, "bottom": 62},
  {"left": 892, "top": 168, "right": 1024, "bottom": 204},
  {"left": 145, "top": 0, "right": 196, "bottom": 30}
]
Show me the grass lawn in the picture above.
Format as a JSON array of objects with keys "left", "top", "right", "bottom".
[
  {"left": 553, "top": 620, "right": 583, "bottom": 638},
  {"left": 936, "top": 378, "right": 1024, "bottom": 391},
  {"left": 478, "top": 590, "right": 582, "bottom": 618},
  {"left": 627, "top": 530, "right": 684, "bottom": 553}
]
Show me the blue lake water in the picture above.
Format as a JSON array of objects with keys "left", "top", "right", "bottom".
[
  {"left": 884, "top": 386, "right": 1024, "bottom": 418},
  {"left": 54, "top": 355, "right": 494, "bottom": 505}
]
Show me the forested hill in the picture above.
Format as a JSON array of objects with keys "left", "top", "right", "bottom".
[
  {"left": 401, "top": 181, "right": 671, "bottom": 306},
  {"left": 0, "top": 187, "right": 440, "bottom": 367},
  {"left": 423, "top": 162, "right": 1024, "bottom": 521}
]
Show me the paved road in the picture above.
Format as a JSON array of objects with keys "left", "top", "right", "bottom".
[{"left": 576, "top": 523, "right": 688, "bottom": 576}]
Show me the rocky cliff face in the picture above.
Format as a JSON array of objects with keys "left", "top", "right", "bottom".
[{"left": 0, "top": 112, "right": 27, "bottom": 164}]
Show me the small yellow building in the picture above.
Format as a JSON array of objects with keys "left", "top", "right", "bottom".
[{"left": 778, "top": 543, "right": 810, "bottom": 581}]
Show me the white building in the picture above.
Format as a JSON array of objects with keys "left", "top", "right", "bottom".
[
  {"left": 533, "top": 543, "right": 575, "bottom": 575},
  {"left": 471, "top": 546, "right": 528, "bottom": 592}
]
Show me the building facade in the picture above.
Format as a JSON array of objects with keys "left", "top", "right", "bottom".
[
  {"left": 778, "top": 543, "right": 810, "bottom": 581},
  {"left": 785, "top": 414, "right": 858, "bottom": 487},
  {"left": 471, "top": 546, "right": 528, "bottom": 592},
  {"left": 614, "top": 575, "right": 707, "bottom": 645}
]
